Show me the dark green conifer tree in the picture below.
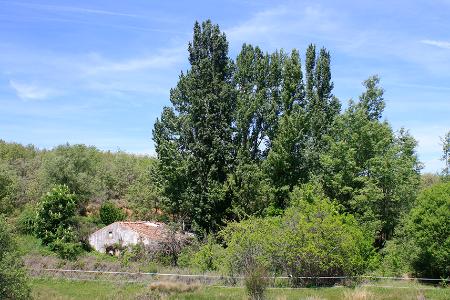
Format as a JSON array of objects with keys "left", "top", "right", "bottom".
[{"left": 153, "top": 20, "right": 235, "bottom": 232}]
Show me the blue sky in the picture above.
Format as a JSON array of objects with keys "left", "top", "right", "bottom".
[{"left": 0, "top": 0, "right": 449, "bottom": 173}]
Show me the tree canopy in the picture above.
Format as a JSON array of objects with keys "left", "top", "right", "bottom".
[{"left": 153, "top": 20, "right": 422, "bottom": 242}]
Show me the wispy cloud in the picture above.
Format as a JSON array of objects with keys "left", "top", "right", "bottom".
[
  {"left": 84, "top": 48, "right": 185, "bottom": 73},
  {"left": 2, "top": 1, "right": 141, "bottom": 18},
  {"left": 9, "top": 80, "right": 58, "bottom": 100},
  {"left": 225, "top": 4, "right": 341, "bottom": 47},
  {"left": 421, "top": 39, "right": 450, "bottom": 50}
]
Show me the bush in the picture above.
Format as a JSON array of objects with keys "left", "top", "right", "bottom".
[
  {"left": 34, "top": 185, "right": 83, "bottom": 259},
  {"left": 384, "top": 182, "right": 450, "bottom": 278},
  {"left": 49, "top": 239, "right": 83, "bottom": 260},
  {"left": 99, "top": 201, "right": 125, "bottom": 225},
  {"left": 73, "top": 215, "right": 99, "bottom": 250},
  {"left": 16, "top": 204, "right": 36, "bottom": 234},
  {"left": 47, "top": 226, "right": 83, "bottom": 260},
  {"left": 0, "top": 163, "right": 20, "bottom": 215},
  {"left": 0, "top": 216, "right": 31, "bottom": 300},
  {"left": 34, "top": 184, "right": 77, "bottom": 244},
  {"left": 156, "top": 223, "right": 193, "bottom": 266},
  {"left": 409, "top": 182, "right": 450, "bottom": 278},
  {"left": 244, "top": 260, "right": 268, "bottom": 300},
  {"left": 190, "top": 236, "right": 226, "bottom": 272},
  {"left": 222, "top": 185, "right": 378, "bottom": 287}
]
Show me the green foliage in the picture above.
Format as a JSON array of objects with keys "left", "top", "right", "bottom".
[
  {"left": 379, "top": 235, "right": 415, "bottom": 276},
  {"left": 190, "top": 237, "right": 226, "bottom": 272},
  {"left": 73, "top": 215, "right": 99, "bottom": 250},
  {"left": 222, "top": 184, "right": 378, "bottom": 286},
  {"left": 34, "top": 185, "right": 83, "bottom": 259},
  {"left": 226, "top": 163, "right": 273, "bottom": 220},
  {"left": 0, "top": 216, "right": 31, "bottom": 300},
  {"left": 320, "top": 79, "right": 421, "bottom": 244},
  {"left": 383, "top": 181, "right": 450, "bottom": 278},
  {"left": 34, "top": 184, "right": 77, "bottom": 244},
  {"left": 40, "top": 144, "right": 102, "bottom": 209},
  {"left": 16, "top": 203, "right": 36, "bottom": 234},
  {"left": 0, "top": 163, "right": 20, "bottom": 215},
  {"left": 49, "top": 238, "right": 83, "bottom": 260},
  {"left": 124, "top": 157, "right": 163, "bottom": 220},
  {"left": 406, "top": 182, "right": 449, "bottom": 277},
  {"left": 153, "top": 20, "right": 236, "bottom": 232},
  {"left": 99, "top": 201, "right": 125, "bottom": 225},
  {"left": 421, "top": 173, "right": 442, "bottom": 190},
  {"left": 0, "top": 140, "right": 41, "bottom": 212},
  {"left": 15, "top": 234, "right": 54, "bottom": 257},
  {"left": 0, "top": 140, "right": 163, "bottom": 223}
]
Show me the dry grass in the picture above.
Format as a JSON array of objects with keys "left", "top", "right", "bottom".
[
  {"left": 344, "top": 288, "right": 373, "bottom": 300},
  {"left": 148, "top": 281, "right": 200, "bottom": 294}
]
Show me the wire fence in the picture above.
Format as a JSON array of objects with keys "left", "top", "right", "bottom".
[{"left": 27, "top": 268, "right": 450, "bottom": 287}]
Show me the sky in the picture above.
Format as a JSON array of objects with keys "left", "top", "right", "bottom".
[{"left": 0, "top": 0, "right": 449, "bottom": 173}]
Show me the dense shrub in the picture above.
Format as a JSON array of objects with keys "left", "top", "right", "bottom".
[
  {"left": 410, "top": 182, "right": 450, "bottom": 277},
  {"left": 34, "top": 185, "right": 83, "bottom": 259},
  {"left": 40, "top": 144, "right": 102, "bottom": 209},
  {"left": 99, "top": 201, "right": 125, "bottom": 225},
  {"left": 0, "top": 163, "right": 19, "bottom": 215},
  {"left": 35, "top": 185, "right": 77, "bottom": 244},
  {"left": 384, "top": 182, "right": 449, "bottom": 278},
  {"left": 192, "top": 240, "right": 226, "bottom": 272},
  {"left": 15, "top": 203, "right": 36, "bottom": 234},
  {"left": 73, "top": 215, "right": 99, "bottom": 250},
  {"left": 49, "top": 238, "right": 83, "bottom": 260},
  {"left": 222, "top": 185, "right": 378, "bottom": 286},
  {"left": 0, "top": 216, "right": 31, "bottom": 299}
]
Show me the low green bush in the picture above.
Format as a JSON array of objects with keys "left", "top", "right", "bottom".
[
  {"left": 191, "top": 237, "right": 226, "bottom": 272},
  {"left": 34, "top": 185, "right": 84, "bottom": 260},
  {"left": 99, "top": 201, "right": 125, "bottom": 225},
  {"left": 383, "top": 181, "right": 450, "bottom": 278},
  {"left": 16, "top": 204, "right": 36, "bottom": 234},
  {"left": 222, "top": 184, "right": 378, "bottom": 287},
  {"left": 0, "top": 216, "right": 31, "bottom": 300}
]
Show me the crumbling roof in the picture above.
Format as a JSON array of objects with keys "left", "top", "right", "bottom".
[{"left": 117, "top": 221, "right": 168, "bottom": 241}]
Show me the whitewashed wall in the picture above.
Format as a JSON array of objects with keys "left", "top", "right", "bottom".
[{"left": 88, "top": 223, "right": 159, "bottom": 253}]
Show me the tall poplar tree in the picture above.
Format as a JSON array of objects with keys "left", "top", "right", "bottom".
[
  {"left": 264, "top": 45, "right": 339, "bottom": 209},
  {"left": 153, "top": 20, "right": 235, "bottom": 232}
]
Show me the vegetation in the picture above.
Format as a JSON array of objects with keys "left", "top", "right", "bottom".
[
  {"left": 30, "top": 278, "right": 450, "bottom": 300},
  {"left": 33, "top": 184, "right": 83, "bottom": 259},
  {"left": 0, "top": 19, "right": 449, "bottom": 298},
  {"left": 153, "top": 20, "right": 421, "bottom": 249},
  {"left": 99, "top": 201, "right": 125, "bottom": 225},
  {"left": 383, "top": 182, "right": 450, "bottom": 278},
  {"left": 0, "top": 216, "right": 31, "bottom": 300},
  {"left": 221, "top": 184, "right": 378, "bottom": 286}
]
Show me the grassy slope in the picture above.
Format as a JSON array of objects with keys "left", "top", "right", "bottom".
[{"left": 31, "top": 279, "right": 450, "bottom": 300}]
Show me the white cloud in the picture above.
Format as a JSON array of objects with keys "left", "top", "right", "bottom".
[
  {"left": 9, "top": 80, "right": 58, "bottom": 100},
  {"left": 85, "top": 48, "right": 185, "bottom": 73},
  {"left": 225, "top": 4, "right": 341, "bottom": 47},
  {"left": 421, "top": 39, "right": 450, "bottom": 50},
  {"left": 2, "top": 1, "right": 141, "bottom": 18}
]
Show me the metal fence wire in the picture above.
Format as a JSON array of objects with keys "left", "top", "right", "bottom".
[
  {"left": 28, "top": 268, "right": 235, "bottom": 285},
  {"left": 27, "top": 268, "right": 450, "bottom": 287}
]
